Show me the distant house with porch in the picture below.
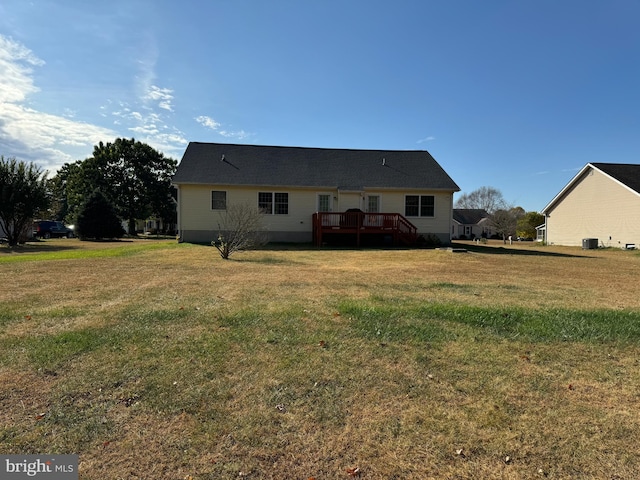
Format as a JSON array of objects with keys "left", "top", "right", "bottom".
[
  {"left": 172, "top": 142, "right": 460, "bottom": 246},
  {"left": 542, "top": 162, "right": 640, "bottom": 248},
  {"left": 452, "top": 209, "right": 491, "bottom": 240}
]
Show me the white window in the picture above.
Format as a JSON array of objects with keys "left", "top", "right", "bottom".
[{"left": 259, "top": 192, "right": 288, "bottom": 215}]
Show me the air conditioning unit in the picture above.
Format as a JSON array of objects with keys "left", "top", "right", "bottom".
[{"left": 582, "top": 238, "right": 598, "bottom": 249}]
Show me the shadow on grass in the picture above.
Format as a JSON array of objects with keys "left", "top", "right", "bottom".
[
  {"left": 0, "top": 239, "right": 134, "bottom": 255},
  {"left": 451, "top": 242, "right": 590, "bottom": 258},
  {"left": 231, "top": 256, "right": 303, "bottom": 265},
  {"left": 1, "top": 242, "right": 77, "bottom": 255}
]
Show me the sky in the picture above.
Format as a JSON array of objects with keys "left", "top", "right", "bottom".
[{"left": 1, "top": 0, "right": 639, "bottom": 212}]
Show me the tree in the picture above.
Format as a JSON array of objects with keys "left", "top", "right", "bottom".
[
  {"left": 212, "top": 203, "right": 268, "bottom": 259},
  {"left": 490, "top": 207, "right": 525, "bottom": 242},
  {"left": 517, "top": 211, "right": 544, "bottom": 240},
  {"left": 455, "top": 186, "right": 507, "bottom": 214},
  {"left": 0, "top": 156, "right": 49, "bottom": 246},
  {"left": 45, "top": 162, "right": 77, "bottom": 221},
  {"left": 75, "top": 190, "right": 125, "bottom": 240},
  {"left": 59, "top": 138, "right": 177, "bottom": 234}
]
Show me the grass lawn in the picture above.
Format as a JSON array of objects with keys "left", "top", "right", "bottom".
[{"left": 1, "top": 238, "right": 640, "bottom": 479}]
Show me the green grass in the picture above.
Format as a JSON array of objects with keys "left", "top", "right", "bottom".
[{"left": 339, "top": 298, "right": 640, "bottom": 343}]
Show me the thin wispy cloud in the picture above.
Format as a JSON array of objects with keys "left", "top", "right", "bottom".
[
  {"left": 196, "top": 115, "right": 251, "bottom": 140},
  {"left": 196, "top": 115, "right": 221, "bottom": 130},
  {"left": 145, "top": 85, "right": 174, "bottom": 112},
  {"left": 110, "top": 99, "right": 188, "bottom": 157},
  {"left": 417, "top": 136, "right": 435, "bottom": 144}
]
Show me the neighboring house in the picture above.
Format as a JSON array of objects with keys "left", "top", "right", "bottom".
[
  {"left": 542, "top": 162, "right": 640, "bottom": 248},
  {"left": 452, "top": 209, "right": 491, "bottom": 239},
  {"left": 172, "top": 142, "right": 460, "bottom": 245}
]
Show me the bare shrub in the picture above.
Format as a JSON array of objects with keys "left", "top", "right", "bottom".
[{"left": 212, "top": 203, "right": 268, "bottom": 259}]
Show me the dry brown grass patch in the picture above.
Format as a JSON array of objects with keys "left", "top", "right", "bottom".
[{"left": 2, "top": 239, "right": 640, "bottom": 478}]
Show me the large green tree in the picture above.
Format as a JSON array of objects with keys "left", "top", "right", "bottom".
[
  {"left": 517, "top": 211, "right": 544, "bottom": 240},
  {"left": 0, "top": 156, "right": 49, "bottom": 246},
  {"left": 60, "top": 138, "right": 177, "bottom": 234},
  {"left": 45, "top": 162, "right": 79, "bottom": 221}
]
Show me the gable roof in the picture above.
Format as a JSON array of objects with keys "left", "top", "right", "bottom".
[
  {"left": 172, "top": 142, "right": 460, "bottom": 191},
  {"left": 453, "top": 209, "right": 490, "bottom": 225},
  {"left": 542, "top": 162, "right": 640, "bottom": 214},
  {"left": 590, "top": 163, "right": 640, "bottom": 194}
]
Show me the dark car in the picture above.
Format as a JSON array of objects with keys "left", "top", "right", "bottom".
[{"left": 33, "top": 220, "right": 74, "bottom": 239}]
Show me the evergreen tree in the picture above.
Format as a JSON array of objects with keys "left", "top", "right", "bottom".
[{"left": 76, "top": 190, "right": 124, "bottom": 240}]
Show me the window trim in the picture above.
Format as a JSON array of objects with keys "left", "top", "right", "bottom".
[
  {"left": 258, "top": 191, "right": 289, "bottom": 215},
  {"left": 211, "top": 190, "right": 227, "bottom": 210},
  {"left": 404, "top": 194, "right": 435, "bottom": 217},
  {"left": 317, "top": 193, "right": 333, "bottom": 212},
  {"left": 366, "top": 194, "right": 381, "bottom": 213}
]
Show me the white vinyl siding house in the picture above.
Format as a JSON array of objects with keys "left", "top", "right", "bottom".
[
  {"left": 173, "top": 143, "right": 460, "bottom": 245},
  {"left": 542, "top": 163, "right": 640, "bottom": 248},
  {"left": 452, "top": 209, "right": 491, "bottom": 240}
]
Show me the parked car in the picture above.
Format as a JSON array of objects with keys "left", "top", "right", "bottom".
[{"left": 33, "top": 220, "right": 74, "bottom": 239}]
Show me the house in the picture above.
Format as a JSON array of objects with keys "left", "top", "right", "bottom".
[
  {"left": 452, "top": 209, "right": 491, "bottom": 240},
  {"left": 172, "top": 142, "right": 460, "bottom": 246},
  {"left": 541, "top": 162, "right": 640, "bottom": 248}
]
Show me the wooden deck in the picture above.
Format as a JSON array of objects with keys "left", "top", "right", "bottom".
[{"left": 312, "top": 211, "right": 418, "bottom": 247}]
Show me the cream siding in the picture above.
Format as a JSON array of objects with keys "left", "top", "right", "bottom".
[
  {"left": 177, "top": 184, "right": 453, "bottom": 243},
  {"left": 545, "top": 168, "right": 640, "bottom": 247}
]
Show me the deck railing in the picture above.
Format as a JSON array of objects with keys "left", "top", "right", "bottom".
[{"left": 312, "top": 211, "right": 418, "bottom": 246}]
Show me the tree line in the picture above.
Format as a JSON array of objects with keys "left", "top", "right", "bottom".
[
  {"left": 455, "top": 186, "right": 544, "bottom": 241},
  {"left": 0, "top": 138, "right": 177, "bottom": 246}
]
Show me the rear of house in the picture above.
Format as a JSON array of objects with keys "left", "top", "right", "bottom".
[
  {"left": 452, "top": 209, "right": 491, "bottom": 240},
  {"left": 542, "top": 163, "right": 640, "bottom": 248},
  {"left": 172, "top": 143, "right": 460, "bottom": 246}
]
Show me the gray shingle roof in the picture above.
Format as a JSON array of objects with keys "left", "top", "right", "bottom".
[
  {"left": 172, "top": 142, "right": 460, "bottom": 191},
  {"left": 453, "top": 209, "right": 490, "bottom": 224},
  {"left": 591, "top": 163, "right": 640, "bottom": 194}
]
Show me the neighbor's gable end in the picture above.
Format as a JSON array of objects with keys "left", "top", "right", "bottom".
[{"left": 542, "top": 162, "right": 640, "bottom": 247}]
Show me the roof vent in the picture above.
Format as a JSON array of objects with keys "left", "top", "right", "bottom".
[
  {"left": 221, "top": 154, "right": 226, "bottom": 162},
  {"left": 382, "top": 158, "right": 386, "bottom": 166}
]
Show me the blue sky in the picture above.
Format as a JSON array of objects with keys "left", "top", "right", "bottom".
[{"left": 1, "top": 1, "right": 639, "bottom": 212}]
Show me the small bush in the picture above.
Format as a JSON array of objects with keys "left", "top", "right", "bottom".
[
  {"left": 212, "top": 203, "right": 267, "bottom": 259},
  {"left": 416, "top": 233, "right": 442, "bottom": 248}
]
